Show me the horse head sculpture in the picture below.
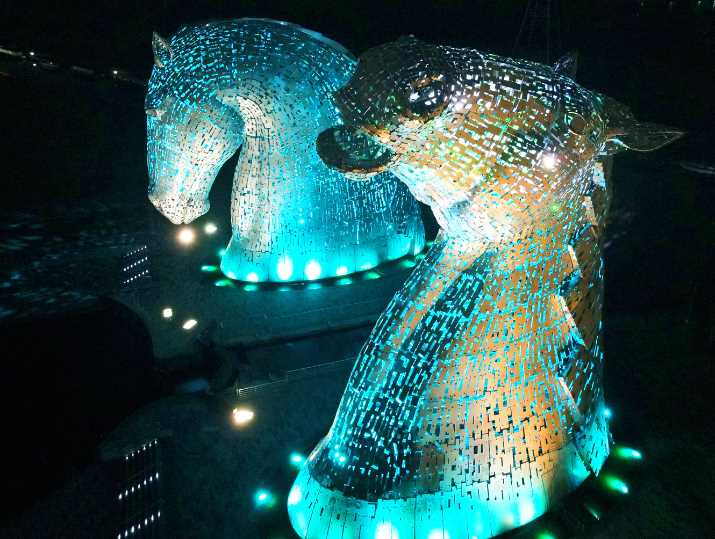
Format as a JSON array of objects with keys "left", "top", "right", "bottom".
[
  {"left": 146, "top": 20, "right": 424, "bottom": 282},
  {"left": 289, "top": 37, "right": 683, "bottom": 538}
]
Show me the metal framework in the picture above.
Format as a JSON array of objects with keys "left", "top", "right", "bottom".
[
  {"left": 145, "top": 19, "right": 424, "bottom": 282},
  {"left": 290, "top": 36, "right": 683, "bottom": 538}
]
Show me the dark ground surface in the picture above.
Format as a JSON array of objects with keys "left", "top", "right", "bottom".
[
  {"left": 1, "top": 311, "right": 713, "bottom": 538},
  {"left": 0, "top": 1, "right": 713, "bottom": 538}
]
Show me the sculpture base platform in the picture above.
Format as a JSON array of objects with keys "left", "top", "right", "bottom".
[{"left": 114, "top": 219, "right": 429, "bottom": 367}]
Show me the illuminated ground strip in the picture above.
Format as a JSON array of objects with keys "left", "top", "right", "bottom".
[
  {"left": 118, "top": 439, "right": 162, "bottom": 539},
  {"left": 289, "top": 37, "right": 682, "bottom": 538},
  {"left": 145, "top": 19, "right": 424, "bottom": 282}
]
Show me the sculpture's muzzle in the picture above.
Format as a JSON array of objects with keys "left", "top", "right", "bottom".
[{"left": 148, "top": 187, "right": 210, "bottom": 225}]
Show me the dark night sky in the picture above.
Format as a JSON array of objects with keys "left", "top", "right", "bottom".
[
  {"left": 1, "top": 1, "right": 712, "bottom": 132},
  {"left": 1, "top": 1, "right": 711, "bottom": 66}
]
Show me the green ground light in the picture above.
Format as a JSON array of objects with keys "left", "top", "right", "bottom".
[
  {"left": 254, "top": 488, "right": 276, "bottom": 509},
  {"left": 584, "top": 503, "right": 601, "bottom": 520},
  {"left": 603, "top": 475, "right": 629, "bottom": 494},
  {"left": 290, "top": 452, "right": 306, "bottom": 468},
  {"left": 614, "top": 446, "right": 643, "bottom": 460}
]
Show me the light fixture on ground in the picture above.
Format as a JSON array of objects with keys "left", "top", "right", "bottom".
[
  {"left": 290, "top": 452, "right": 306, "bottom": 468},
  {"left": 603, "top": 475, "right": 629, "bottom": 494},
  {"left": 232, "top": 407, "right": 255, "bottom": 426},
  {"left": 614, "top": 446, "right": 643, "bottom": 460},
  {"left": 305, "top": 260, "right": 321, "bottom": 280},
  {"left": 254, "top": 488, "right": 275, "bottom": 508},
  {"left": 277, "top": 256, "right": 294, "bottom": 280},
  {"left": 204, "top": 222, "right": 218, "bottom": 234},
  {"left": 182, "top": 319, "right": 198, "bottom": 330},
  {"left": 584, "top": 504, "right": 601, "bottom": 520},
  {"left": 162, "top": 307, "right": 173, "bottom": 319},
  {"left": 177, "top": 227, "right": 195, "bottom": 245}
]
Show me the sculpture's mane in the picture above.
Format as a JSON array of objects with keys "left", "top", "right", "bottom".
[
  {"left": 147, "top": 18, "right": 357, "bottom": 109},
  {"left": 173, "top": 18, "right": 356, "bottom": 62}
]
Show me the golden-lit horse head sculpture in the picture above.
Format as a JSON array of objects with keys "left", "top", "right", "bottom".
[{"left": 289, "top": 36, "right": 683, "bottom": 538}]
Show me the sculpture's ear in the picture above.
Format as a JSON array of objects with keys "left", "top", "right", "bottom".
[
  {"left": 152, "top": 31, "right": 173, "bottom": 68},
  {"left": 553, "top": 50, "right": 578, "bottom": 79},
  {"left": 604, "top": 123, "right": 685, "bottom": 153},
  {"left": 600, "top": 95, "right": 685, "bottom": 154}
]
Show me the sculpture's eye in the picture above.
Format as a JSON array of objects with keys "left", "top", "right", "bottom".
[
  {"left": 145, "top": 108, "right": 165, "bottom": 119},
  {"left": 567, "top": 113, "right": 587, "bottom": 136},
  {"left": 145, "top": 93, "right": 175, "bottom": 120},
  {"left": 566, "top": 112, "right": 602, "bottom": 146},
  {"left": 404, "top": 77, "right": 449, "bottom": 119}
]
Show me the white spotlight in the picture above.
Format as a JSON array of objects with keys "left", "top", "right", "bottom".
[
  {"left": 232, "top": 407, "right": 255, "bottom": 426},
  {"left": 177, "top": 227, "right": 195, "bottom": 245},
  {"left": 277, "top": 256, "right": 294, "bottom": 280},
  {"left": 182, "top": 319, "right": 198, "bottom": 330},
  {"left": 305, "top": 260, "right": 321, "bottom": 280}
]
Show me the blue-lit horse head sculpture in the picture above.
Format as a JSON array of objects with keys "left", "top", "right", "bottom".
[{"left": 145, "top": 19, "right": 424, "bottom": 282}]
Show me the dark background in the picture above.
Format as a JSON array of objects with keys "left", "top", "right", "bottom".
[{"left": 0, "top": 0, "right": 713, "bottom": 536}]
